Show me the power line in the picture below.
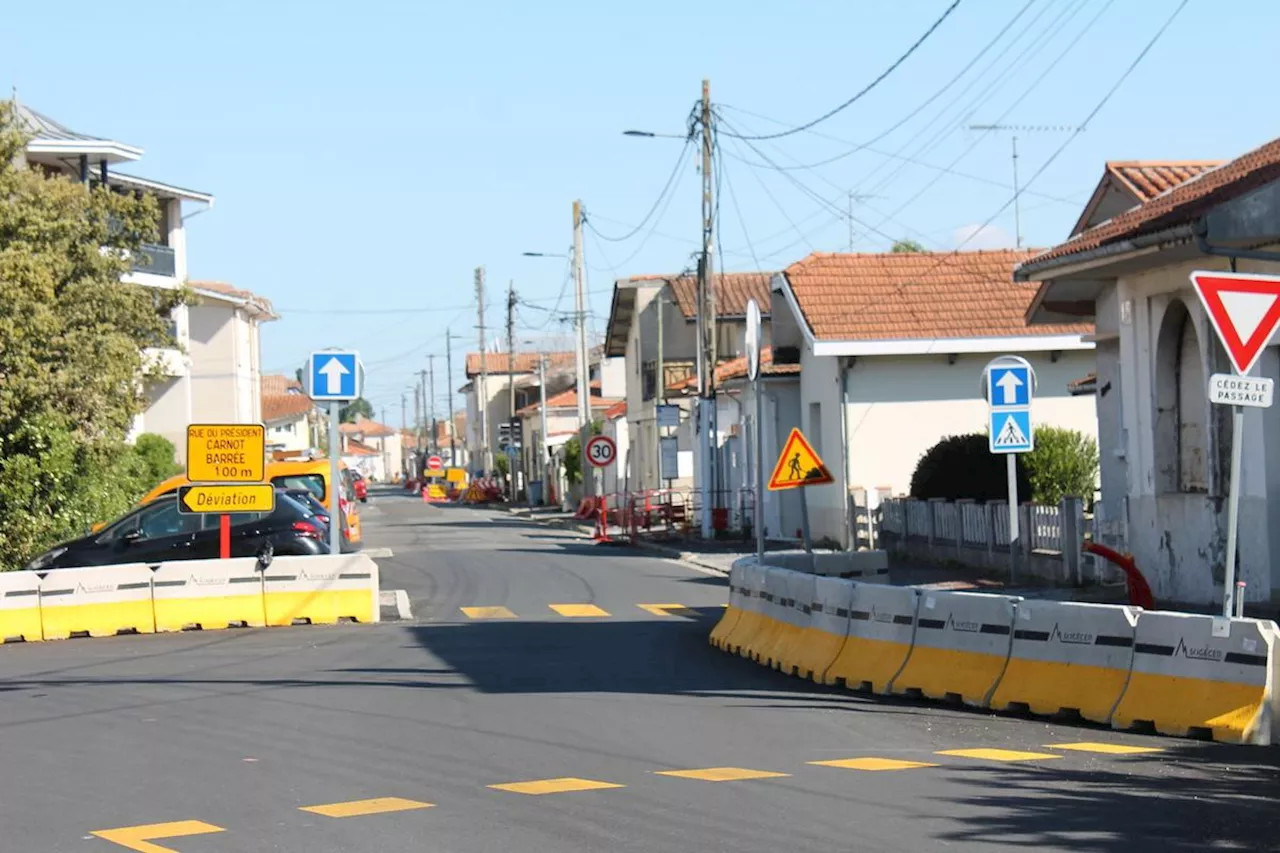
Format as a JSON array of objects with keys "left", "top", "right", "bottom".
[
  {"left": 720, "top": 0, "right": 965, "bottom": 141},
  {"left": 583, "top": 136, "right": 693, "bottom": 242}
]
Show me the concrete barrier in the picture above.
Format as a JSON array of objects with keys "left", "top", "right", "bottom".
[
  {"left": 152, "top": 558, "right": 267, "bottom": 631},
  {"left": 709, "top": 559, "right": 748, "bottom": 650},
  {"left": 889, "top": 590, "right": 1019, "bottom": 707},
  {"left": 824, "top": 584, "right": 918, "bottom": 693},
  {"left": 989, "top": 600, "right": 1139, "bottom": 723},
  {"left": 262, "top": 554, "right": 380, "bottom": 625},
  {"left": 749, "top": 568, "right": 793, "bottom": 666},
  {"left": 39, "top": 563, "right": 155, "bottom": 639},
  {"left": 1112, "top": 612, "right": 1279, "bottom": 744},
  {"left": 0, "top": 571, "right": 43, "bottom": 642},
  {"left": 763, "top": 551, "right": 890, "bottom": 582},
  {"left": 723, "top": 560, "right": 768, "bottom": 657},
  {"left": 792, "top": 576, "right": 854, "bottom": 682},
  {"left": 770, "top": 570, "right": 816, "bottom": 675}
]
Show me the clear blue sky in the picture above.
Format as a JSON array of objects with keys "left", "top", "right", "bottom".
[{"left": 3, "top": 0, "right": 1276, "bottom": 422}]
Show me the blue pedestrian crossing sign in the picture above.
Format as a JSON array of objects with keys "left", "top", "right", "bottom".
[
  {"left": 989, "top": 409, "right": 1033, "bottom": 454},
  {"left": 986, "top": 364, "right": 1032, "bottom": 408},
  {"left": 306, "top": 350, "right": 363, "bottom": 402}
]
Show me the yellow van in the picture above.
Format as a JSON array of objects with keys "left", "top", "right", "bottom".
[{"left": 124, "top": 459, "right": 363, "bottom": 546}]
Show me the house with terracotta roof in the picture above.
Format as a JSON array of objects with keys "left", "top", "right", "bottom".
[
  {"left": 515, "top": 382, "right": 622, "bottom": 497},
  {"left": 340, "top": 415, "right": 402, "bottom": 481},
  {"left": 604, "top": 272, "right": 775, "bottom": 492},
  {"left": 261, "top": 375, "right": 315, "bottom": 453},
  {"left": 768, "top": 250, "right": 1097, "bottom": 547},
  {"left": 1018, "top": 135, "right": 1280, "bottom": 607}
]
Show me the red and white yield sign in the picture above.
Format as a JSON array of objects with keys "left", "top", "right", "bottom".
[
  {"left": 426, "top": 455, "right": 444, "bottom": 471},
  {"left": 1191, "top": 270, "right": 1280, "bottom": 376},
  {"left": 585, "top": 434, "right": 617, "bottom": 468}
]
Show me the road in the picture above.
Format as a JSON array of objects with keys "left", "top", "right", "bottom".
[{"left": 2, "top": 491, "right": 1277, "bottom": 852}]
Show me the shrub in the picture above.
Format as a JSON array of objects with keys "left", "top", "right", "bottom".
[
  {"left": 910, "top": 433, "right": 1031, "bottom": 502},
  {"left": 1024, "top": 426, "right": 1099, "bottom": 505},
  {"left": 131, "top": 432, "right": 181, "bottom": 489}
]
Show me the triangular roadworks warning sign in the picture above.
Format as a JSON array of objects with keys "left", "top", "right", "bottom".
[
  {"left": 1190, "top": 270, "right": 1280, "bottom": 376},
  {"left": 768, "top": 428, "right": 834, "bottom": 491}
]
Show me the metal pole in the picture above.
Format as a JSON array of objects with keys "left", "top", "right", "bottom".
[
  {"left": 572, "top": 202, "right": 590, "bottom": 425},
  {"left": 1007, "top": 454, "right": 1019, "bottom": 583},
  {"left": 799, "top": 487, "right": 813, "bottom": 564},
  {"left": 539, "top": 354, "right": 550, "bottom": 505},
  {"left": 698, "top": 78, "right": 718, "bottom": 538},
  {"left": 754, "top": 377, "right": 765, "bottom": 562},
  {"left": 655, "top": 292, "right": 664, "bottom": 490},
  {"left": 328, "top": 401, "right": 341, "bottom": 555},
  {"left": 476, "top": 267, "right": 490, "bottom": 474},
  {"left": 507, "top": 280, "right": 518, "bottom": 501},
  {"left": 427, "top": 355, "right": 437, "bottom": 453},
  {"left": 446, "top": 329, "right": 457, "bottom": 466},
  {"left": 1223, "top": 404, "right": 1245, "bottom": 617},
  {"left": 1011, "top": 136, "right": 1022, "bottom": 249}
]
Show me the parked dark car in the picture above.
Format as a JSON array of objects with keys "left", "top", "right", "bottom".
[
  {"left": 23, "top": 490, "right": 329, "bottom": 571},
  {"left": 282, "top": 487, "right": 361, "bottom": 554}
]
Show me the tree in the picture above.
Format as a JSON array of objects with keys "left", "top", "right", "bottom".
[
  {"left": 131, "top": 433, "right": 182, "bottom": 488},
  {"left": 891, "top": 239, "right": 926, "bottom": 253},
  {"left": 340, "top": 397, "right": 374, "bottom": 423},
  {"left": 1024, "top": 426, "right": 1099, "bottom": 505},
  {"left": 910, "top": 433, "right": 1030, "bottom": 502},
  {"left": 0, "top": 102, "right": 177, "bottom": 566}
]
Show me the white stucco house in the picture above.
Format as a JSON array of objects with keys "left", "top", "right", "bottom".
[
  {"left": 757, "top": 249, "right": 1098, "bottom": 548},
  {"left": 261, "top": 375, "right": 315, "bottom": 454},
  {"left": 1018, "top": 138, "right": 1280, "bottom": 606},
  {"left": 15, "top": 100, "right": 275, "bottom": 463}
]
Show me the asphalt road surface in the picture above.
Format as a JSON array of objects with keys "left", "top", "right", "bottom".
[{"left": 3, "top": 491, "right": 1278, "bottom": 852}]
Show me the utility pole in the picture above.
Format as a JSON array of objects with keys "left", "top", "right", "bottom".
[
  {"left": 655, "top": 290, "right": 664, "bottom": 489},
  {"left": 476, "top": 266, "right": 491, "bottom": 474},
  {"left": 538, "top": 353, "right": 550, "bottom": 506},
  {"left": 572, "top": 200, "right": 592, "bottom": 496},
  {"left": 401, "top": 392, "right": 408, "bottom": 479},
  {"left": 427, "top": 355, "right": 437, "bottom": 453},
  {"left": 417, "top": 369, "right": 428, "bottom": 454},
  {"left": 446, "top": 326, "right": 457, "bottom": 466},
  {"left": 697, "top": 78, "right": 717, "bottom": 539},
  {"left": 506, "top": 279, "right": 518, "bottom": 501},
  {"left": 381, "top": 406, "right": 389, "bottom": 482},
  {"left": 413, "top": 383, "right": 422, "bottom": 459}
]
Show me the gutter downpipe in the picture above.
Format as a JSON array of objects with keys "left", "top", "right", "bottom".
[{"left": 1192, "top": 218, "right": 1280, "bottom": 264}]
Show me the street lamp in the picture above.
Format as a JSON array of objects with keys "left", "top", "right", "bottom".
[
  {"left": 623, "top": 130, "right": 688, "bottom": 139},
  {"left": 522, "top": 251, "right": 568, "bottom": 258}
]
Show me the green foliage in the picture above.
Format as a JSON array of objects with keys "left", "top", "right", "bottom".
[
  {"left": 131, "top": 433, "right": 181, "bottom": 488},
  {"left": 1024, "top": 426, "right": 1099, "bottom": 505},
  {"left": 493, "top": 453, "right": 510, "bottom": 476},
  {"left": 563, "top": 437, "right": 583, "bottom": 485},
  {"left": 340, "top": 397, "right": 374, "bottom": 423},
  {"left": 891, "top": 239, "right": 926, "bottom": 253},
  {"left": 0, "top": 102, "right": 174, "bottom": 567},
  {"left": 910, "top": 433, "right": 1031, "bottom": 502}
]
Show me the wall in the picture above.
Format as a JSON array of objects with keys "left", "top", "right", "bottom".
[
  {"left": 141, "top": 377, "right": 190, "bottom": 462},
  {"left": 800, "top": 345, "right": 848, "bottom": 546},
  {"left": 842, "top": 350, "right": 1098, "bottom": 500},
  {"left": 265, "top": 417, "right": 309, "bottom": 453},
  {"left": 188, "top": 303, "right": 238, "bottom": 422},
  {"left": 1109, "top": 254, "right": 1280, "bottom": 603}
]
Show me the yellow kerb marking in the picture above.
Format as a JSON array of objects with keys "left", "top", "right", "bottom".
[
  {"left": 91, "top": 820, "right": 225, "bottom": 853},
  {"left": 488, "top": 777, "right": 625, "bottom": 795},
  {"left": 461, "top": 606, "right": 516, "bottom": 619},
  {"left": 549, "top": 603, "right": 610, "bottom": 617},
  {"left": 638, "top": 603, "right": 696, "bottom": 617},
  {"left": 655, "top": 766, "right": 791, "bottom": 782},
  {"left": 809, "top": 757, "right": 939, "bottom": 771},
  {"left": 1046, "top": 742, "right": 1165, "bottom": 755},
  {"left": 937, "top": 748, "right": 1062, "bottom": 762},
  {"left": 300, "top": 797, "right": 434, "bottom": 818}
]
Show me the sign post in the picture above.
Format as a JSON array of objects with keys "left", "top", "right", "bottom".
[
  {"left": 1190, "top": 270, "right": 1280, "bottom": 617},
  {"left": 306, "top": 349, "right": 364, "bottom": 556},
  {"left": 746, "top": 299, "right": 764, "bottom": 563},
  {"left": 185, "top": 423, "right": 267, "bottom": 559},
  {"left": 768, "top": 427, "right": 834, "bottom": 558},
  {"left": 983, "top": 356, "right": 1035, "bottom": 583}
]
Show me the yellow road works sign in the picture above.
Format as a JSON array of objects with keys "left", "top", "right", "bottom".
[
  {"left": 178, "top": 483, "right": 276, "bottom": 514},
  {"left": 187, "top": 423, "right": 265, "bottom": 482},
  {"left": 768, "top": 427, "right": 834, "bottom": 491}
]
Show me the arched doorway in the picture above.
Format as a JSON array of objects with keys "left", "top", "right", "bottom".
[{"left": 1154, "top": 299, "right": 1207, "bottom": 493}]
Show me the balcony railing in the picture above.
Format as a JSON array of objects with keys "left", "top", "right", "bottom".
[{"left": 130, "top": 243, "right": 176, "bottom": 277}]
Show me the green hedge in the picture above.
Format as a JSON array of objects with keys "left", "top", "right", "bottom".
[{"left": 909, "top": 427, "right": 1098, "bottom": 504}]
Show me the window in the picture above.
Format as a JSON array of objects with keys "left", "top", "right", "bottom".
[
  {"left": 133, "top": 501, "right": 202, "bottom": 540},
  {"left": 1154, "top": 299, "right": 1208, "bottom": 493},
  {"left": 271, "top": 474, "right": 326, "bottom": 501}
]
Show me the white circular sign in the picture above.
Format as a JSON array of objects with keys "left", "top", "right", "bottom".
[
  {"left": 585, "top": 434, "right": 617, "bottom": 468},
  {"left": 745, "top": 299, "right": 762, "bottom": 382},
  {"left": 426, "top": 455, "right": 444, "bottom": 471}
]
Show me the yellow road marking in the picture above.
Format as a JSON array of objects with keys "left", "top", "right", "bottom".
[
  {"left": 809, "top": 757, "right": 939, "bottom": 771},
  {"left": 549, "top": 603, "right": 610, "bottom": 617},
  {"left": 300, "top": 797, "right": 434, "bottom": 818},
  {"left": 1046, "top": 742, "right": 1166, "bottom": 755},
  {"left": 638, "top": 603, "right": 696, "bottom": 617},
  {"left": 488, "top": 777, "right": 625, "bottom": 795},
  {"left": 937, "top": 748, "right": 1061, "bottom": 762},
  {"left": 91, "top": 820, "right": 225, "bottom": 853},
  {"left": 461, "top": 606, "right": 517, "bottom": 619},
  {"left": 655, "top": 766, "right": 791, "bottom": 782}
]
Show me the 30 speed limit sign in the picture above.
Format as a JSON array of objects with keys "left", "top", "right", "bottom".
[{"left": 585, "top": 434, "right": 617, "bottom": 468}]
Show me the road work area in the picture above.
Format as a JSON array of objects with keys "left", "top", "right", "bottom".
[{"left": 2, "top": 493, "right": 1277, "bottom": 852}]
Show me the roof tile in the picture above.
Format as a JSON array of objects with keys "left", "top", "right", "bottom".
[
  {"left": 636, "top": 272, "right": 773, "bottom": 319},
  {"left": 262, "top": 393, "right": 314, "bottom": 424},
  {"left": 1106, "top": 160, "right": 1225, "bottom": 202},
  {"left": 465, "top": 351, "right": 576, "bottom": 377},
  {"left": 783, "top": 250, "right": 1090, "bottom": 341}
]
